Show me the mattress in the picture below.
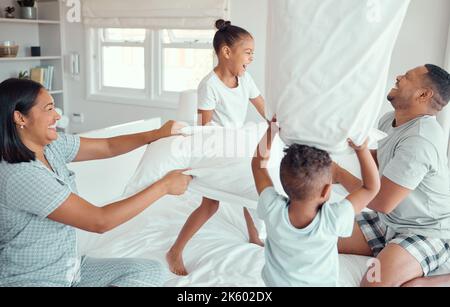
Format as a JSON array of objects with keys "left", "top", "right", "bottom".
[{"left": 76, "top": 189, "right": 450, "bottom": 287}]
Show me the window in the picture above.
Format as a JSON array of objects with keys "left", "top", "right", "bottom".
[
  {"left": 102, "top": 29, "right": 146, "bottom": 90},
  {"left": 87, "top": 28, "right": 215, "bottom": 108},
  {"left": 161, "top": 30, "right": 215, "bottom": 93}
]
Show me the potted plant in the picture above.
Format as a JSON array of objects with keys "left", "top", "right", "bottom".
[
  {"left": 4, "top": 6, "right": 16, "bottom": 18},
  {"left": 18, "top": 70, "right": 29, "bottom": 80},
  {"left": 17, "top": 0, "right": 37, "bottom": 20}
]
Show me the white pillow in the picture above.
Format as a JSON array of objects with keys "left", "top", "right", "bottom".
[
  {"left": 124, "top": 122, "right": 364, "bottom": 209},
  {"left": 123, "top": 135, "right": 190, "bottom": 195},
  {"left": 265, "top": 0, "right": 410, "bottom": 153},
  {"left": 124, "top": 123, "right": 285, "bottom": 208}
]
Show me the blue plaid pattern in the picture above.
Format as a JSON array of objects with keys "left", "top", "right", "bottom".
[
  {"left": 0, "top": 134, "right": 80, "bottom": 287},
  {"left": 357, "top": 211, "right": 450, "bottom": 276},
  {"left": 1, "top": 134, "right": 170, "bottom": 287},
  {"left": 73, "top": 257, "right": 168, "bottom": 287}
]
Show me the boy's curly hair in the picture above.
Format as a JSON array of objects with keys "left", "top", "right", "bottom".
[{"left": 280, "top": 144, "right": 332, "bottom": 201}]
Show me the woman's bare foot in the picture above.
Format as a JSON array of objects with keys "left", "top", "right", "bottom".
[{"left": 166, "top": 249, "right": 188, "bottom": 276}]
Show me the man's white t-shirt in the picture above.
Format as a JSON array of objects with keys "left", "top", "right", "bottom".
[
  {"left": 197, "top": 71, "right": 261, "bottom": 128},
  {"left": 377, "top": 112, "right": 450, "bottom": 239}
]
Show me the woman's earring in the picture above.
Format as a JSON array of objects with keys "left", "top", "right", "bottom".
[{"left": 20, "top": 125, "right": 24, "bottom": 129}]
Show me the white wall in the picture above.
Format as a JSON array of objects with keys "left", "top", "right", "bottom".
[
  {"left": 64, "top": 0, "right": 449, "bottom": 133},
  {"left": 384, "top": 0, "right": 450, "bottom": 115},
  {"left": 64, "top": 0, "right": 267, "bottom": 133},
  {"left": 232, "top": 0, "right": 268, "bottom": 123}
]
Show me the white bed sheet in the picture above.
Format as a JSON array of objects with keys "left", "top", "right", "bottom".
[
  {"left": 76, "top": 188, "right": 450, "bottom": 287},
  {"left": 73, "top": 119, "right": 450, "bottom": 287}
]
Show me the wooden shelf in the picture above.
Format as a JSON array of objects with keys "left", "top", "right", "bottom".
[
  {"left": 0, "top": 0, "right": 66, "bottom": 128},
  {"left": 0, "top": 56, "right": 62, "bottom": 62},
  {"left": 0, "top": 18, "right": 60, "bottom": 24}
]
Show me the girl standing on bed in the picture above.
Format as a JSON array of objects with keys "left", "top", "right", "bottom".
[{"left": 166, "top": 19, "right": 267, "bottom": 276}]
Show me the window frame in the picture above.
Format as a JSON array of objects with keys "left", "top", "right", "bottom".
[
  {"left": 86, "top": 28, "right": 215, "bottom": 109},
  {"left": 155, "top": 30, "right": 215, "bottom": 102}
]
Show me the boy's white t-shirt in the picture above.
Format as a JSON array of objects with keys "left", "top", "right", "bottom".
[
  {"left": 257, "top": 187, "right": 355, "bottom": 287},
  {"left": 197, "top": 71, "right": 261, "bottom": 128}
]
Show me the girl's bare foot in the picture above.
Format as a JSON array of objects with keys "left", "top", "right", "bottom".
[
  {"left": 249, "top": 235, "right": 265, "bottom": 247},
  {"left": 166, "top": 249, "right": 188, "bottom": 276}
]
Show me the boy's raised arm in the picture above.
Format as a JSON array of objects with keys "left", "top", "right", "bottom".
[
  {"left": 252, "top": 123, "right": 277, "bottom": 195},
  {"left": 346, "top": 139, "right": 381, "bottom": 214}
]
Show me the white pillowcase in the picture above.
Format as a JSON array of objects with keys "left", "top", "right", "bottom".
[
  {"left": 265, "top": 0, "right": 410, "bottom": 153},
  {"left": 124, "top": 124, "right": 286, "bottom": 208},
  {"left": 124, "top": 123, "right": 372, "bottom": 210},
  {"left": 124, "top": 135, "right": 190, "bottom": 194}
]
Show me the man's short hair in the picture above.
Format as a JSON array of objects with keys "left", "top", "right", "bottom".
[
  {"left": 280, "top": 144, "right": 332, "bottom": 201},
  {"left": 424, "top": 64, "right": 450, "bottom": 111}
]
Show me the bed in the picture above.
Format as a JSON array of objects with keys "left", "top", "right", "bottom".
[{"left": 70, "top": 118, "right": 450, "bottom": 287}]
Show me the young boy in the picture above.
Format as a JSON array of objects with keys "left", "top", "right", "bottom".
[{"left": 251, "top": 124, "right": 380, "bottom": 287}]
